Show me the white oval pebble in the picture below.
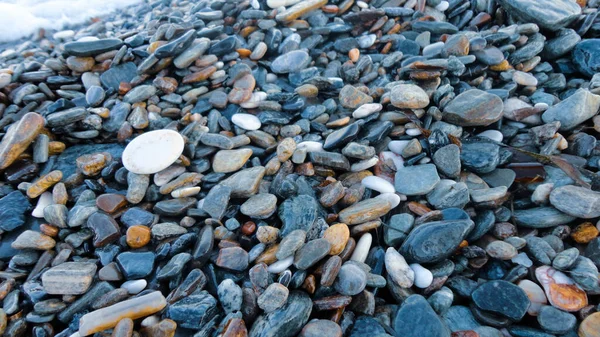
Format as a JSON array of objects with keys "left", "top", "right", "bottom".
[
  {"left": 356, "top": 1, "right": 368, "bottom": 8},
  {"left": 362, "top": 176, "right": 395, "bottom": 194},
  {"left": 406, "top": 128, "right": 422, "bottom": 136},
  {"left": 141, "top": 315, "right": 161, "bottom": 328},
  {"left": 409, "top": 263, "right": 433, "bottom": 288},
  {"left": 53, "top": 30, "right": 75, "bottom": 40},
  {"left": 32, "top": 192, "right": 53, "bottom": 218},
  {"left": 351, "top": 156, "right": 379, "bottom": 172},
  {"left": 531, "top": 183, "right": 553, "bottom": 204},
  {"left": 122, "top": 129, "right": 184, "bottom": 175},
  {"left": 435, "top": 1, "right": 449, "bottom": 11},
  {"left": 518, "top": 279, "right": 547, "bottom": 316},
  {"left": 266, "top": 0, "right": 301, "bottom": 8},
  {"left": 267, "top": 255, "right": 294, "bottom": 273},
  {"left": 122, "top": 279, "right": 147, "bottom": 294},
  {"left": 351, "top": 233, "right": 372, "bottom": 263},
  {"left": 376, "top": 193, "right": 401, "bottom": 208},
  {"left": 476, "top": 130, "right": 503, "bottom": 143},
  {"left": 385, "top": 248, "right": 414, "bottom": 288},
  {"left": 352, "top": 103, "right": 382, "bottom": 118},
  {"left": 297, "top": 141, "right": 323, "bottom": 152},
  {"left": 232, "top": 113, "right": 261, "bottom": 131}
]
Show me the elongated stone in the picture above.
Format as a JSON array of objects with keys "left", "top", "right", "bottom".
[
  {"left": 0, "top": 113, "right": 44, "bottom": 170},
  {"left": 42, "top": 262, "right": 97, "bottom": 295},
  {"left": 275, "top": 0, "right": 328, "bottom": 22},
  {"left": 338, "top": 198, "right": 391, "bottom": 225},
  {"left": 78, "top": 291, "right": 167, "bottom": 336}
]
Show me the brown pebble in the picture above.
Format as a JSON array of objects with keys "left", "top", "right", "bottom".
[
  {"left": 141, "top": 319, "right": 177, "bottom": 337},
  {"left": 76, "top": 153, "right": 107, "bottom": 176},
  {"left": 111, "top": 318, "right": 134, "bottom": 337},
  {"left": 96, "top": 193, "right": 128, "bottom": 213},
  {"left": 349, "top": 48, "right": 360, "bottom": 62},
  {"left": 126, "top": 225, "right": 152, "bottom": 249},
  {"left": 0, "top": 112, "right": 45, "bottom": 170},
  {"left": 322, "top": 223, "right": 350, "bottom": 255}
]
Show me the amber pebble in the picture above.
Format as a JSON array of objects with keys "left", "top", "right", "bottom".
[
  {"left": 153, "top": 77, "right": 178, "bottom": 94},
  {"left": 241, "top": 221, "right": 256, "bottom": 236},
  {"left": 0, "top": 112, "right": 45, "bottom": 170},
  {"left": 52, "top": 182, "right": 68, "bottom": 205},
  {"left": 141, "top": 319, "right": 177, "bottom": 337},
  {"left": 295, "top": 84, "right": 318, "bottom": 97},
  {"left": 126, "top": 226, "right": 151, "bottom": 249},
  {"left": 48, "top": 141, "right": 66, "bottom": 155},
  {"left": 182, "top": 66, "right": 217, "bottom": 84},
  {"left": 76, "top": 153, "right": 107, "bottom": 176},
  {"left": 40, "top": 224, "right": 59, "bottom": 237},
  {"left": 96, "top": 194, "right": 128, "bottom": 213},
  {"left": 256, "top": 244, "right": 278, "bottom": 265},
  {"left": 295, "top": 163, "right": 315, "bottom": 176},
  {"left": 348, "top": 48, "right": 360, "bottom": 62},
  {"left": 147, "top": 41, "right": 166, "bottom": 53},
  {"left": 580, "top": 312, "right": 600, "bottom": 337},
  {"left": 27, "top": 170, "right": 63, "bottom": 199},
  {"left": 237, "top": 48, "right": 252, "bottom": 58},
  {"left": 119, "top": 82, "right": 132, "bottom": 95},
  {"left": 222, "top": 318, "right": 247, "bottom": 337},
  {"left": 407, "top": 201, "right": 431, "bottom": 215},
  {"left": 322, "top": 223, "right": 350, "bottom": 255},
  {"left": 489, "top": 60, "right": 512, "bottom": 71},
  {"left": 228, "top": 74, "right": 255, "bottom": 104},
  {"left": 0, "top": 279, "right": 15, "bottom": 301},
  {"left": 571, "top": 222, "right": 599, "bottom": 244}
]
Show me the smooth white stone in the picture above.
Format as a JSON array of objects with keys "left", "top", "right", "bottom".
[
  {"left": 215, "top": 61, "right": 224, "bottom": 69},
  {"left": 53, "top": 30, "right": 75, "bottom": 40},
  {"left": 376, "top": 193, "right": 401, "bottom": 208},
  {"left": 511, "top": 252, "right": 533, "bottom": 267},
  {"left": 77, "top": 36, "right": 99, "bottom": 42},
  {"left": 381, "top": 151, "right": 404, "bottom": 170},
  {"left": 297, "top": 141, "right": 323, "bottom": 152},
  {"left": 351, "top": 156, "right": 379, "bottom": 172},
  {"left": 398, "top": 194, "right": 408, "bottom": 201},
  {"left": 410, "top": 263, "right": 433, "bottom": 288},
  {"left": 251, "top": 0, "right": 260, "bottom": 9},
  {"left": 518, "top": 279, "right": 547, "bottom": 316},
  {"left": 122, "top": 279, "right": 147, "bottom": 294},
  {"left": 477, "top": 130, "right": 503, "bottom": 142},
  {"left": 352, "top": 103, "right": 382, "bottom": 118},
  {"left": 513, "top": 71, "right": 538, "bottom": 86},
  {"left": 122, "top": 130, "right": 184, "bottom": 175},
  {"left": 435, "top": 1, "right": 449, "bottom": 11},
  {"left": 69, "top": 333, "right": 81, "bottom": 337},
  {"left": 532, "top": 183, "right": 553, "bottom": 204},
  {"left": 266, "top": 0, "right": 301, "bottom": 8},
  {"left": 232, "top": 113, "right": 261, "bottom": 131},
  {"left": 32, "top": 192, "right": 53, "bottom": 218},
  {"left": 266, "top": 73, "right": 278, "bottom": 83},
  {"left": 388, "top": 140, "right": 410, "bottom": 155},
  {"left": 351, "top": 233, "right": 372, "bottom": 263},
  {"left": 267, "top": 255, "right": 294, "bottom": 273},
  {"left": 356, "top": 0, "right": 368, "bottom": 8},
  {"left": 534, "top": 102, "right": 549, "bottom": 110},
  {"left": 385, "top": 248, "right": 414, "bottom": 288},
  {"left": 406, "top": 128, "right": 422, "bottom": 136},
  {"left": 362, "top": 176, "right": 395, "bottom": 194},
  {"left": 172, "top": 186, "right": 201, "bottom": 198},
  {"left": 240, "top": 92, "right": 267, "bottom": 109},
  {"left": 506, "top": 121, "right": 528, "bottom": 129}
]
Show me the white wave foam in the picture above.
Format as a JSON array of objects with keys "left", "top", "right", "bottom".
[{"left": 0, "top": 0, "right": 142, "bottom": 42}]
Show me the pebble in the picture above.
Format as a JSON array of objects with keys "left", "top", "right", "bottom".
[
  {"left": 443, "top": 89, "right": 504, "bottom": 126},
  {"left": 471, "top": 280, "right": 530, "bottom": 321},
  {"left": 334, "top": 264, "right": 367, "bottom": 296},
  {"left": 212, "top": 149, "right": 253, "bottom": 173},
  {"left": 400, "top": 219, "right": 473, "bottom": 264},
  {"left": 385, "top": 248, "right": 414, "bottom": 288},
  {"left": 257, "top": 283, "right": 289, "bottom": 313},
  {"left": 390, "top": 84, "right": 430, "bottom": 109},
  {"left": 394, "top": 295, "right": 450, "bottom": 337},
  {"left": 122, "top": 130, "right": 184, "bottom": 174},
  {"left": 550, "top": 185, "right": 600, "bottom": 218},
  {"left": 395, "top": 164, "right": 440, "bottom": 195},
  {"left": 0, "top": 112, "right": 45, "bottom": 170}
]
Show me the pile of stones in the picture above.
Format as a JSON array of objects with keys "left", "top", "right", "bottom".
[{"left": 0, "top": 0, "right": 600, "bottom": 336}]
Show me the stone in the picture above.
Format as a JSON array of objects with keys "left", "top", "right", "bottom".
[
  {"left": 394, "top": 295, "right": 450, "bottom": 337},
  {"left": 513, "top": 207, "right": 575, "bottom": 228},
  {"left": 122, "top": 130, "right": 184, "bottom": 174},
  {"left": 542, "top": 89, "right": 600, "bottom": 130},
  {"left": 216, "top": 247, "right": 249, "bottom": 271},
  {"left": 218, "top": 279, "right": 243, "bottom": 313},
  {"left": 460, "top": 142, "right": 500, "bottom": 174},
  {"left": 87, "top": 212, "right": 120, "bottom": 247},
  {"left": 334, "top": 263, "right": 367, "bottom": 296},
  {"left": 12, "top": 230, "right": 55, "bottom": 250},
  {"left": 78, "top": 291, "right": 167, "bottom": 336},
  {"left": 338, "top": 198, "right": 391, "bottom": 225},
  {"left": 537, "top": 305, "right": 576, "bottom": 334},
  {"left": 96, "top": 194, "right": 127, "bottom": 213},
  {"left": 294, "top": 238, "right": 330, "bottom": 270},
  {"left": 278, "top": 195, "right": 320, "bottom": 236},
  {"left": 116, "top": 251, "right": 155, "bottom": 279},
  {"left": 271, "top": 50, "right": 311, "bottom": 73},
  {"left": 518, "top": 279, "right": 548, "bottom": 316},
  {"left": 400, "top": 219, "right": 473, "bottom": 264},
  {"left": 221, "top": 166, "right": 266, "bottom": 198},
  {"left": 299, "top": 320, "right": 342, "bottom": 337},
  {"left": 390, "top": 84, "right": 430, "bottom": 109},
  {"left": 395, "top": 164, "right": 440, "bottom": 195},
  {"left": 579, "top": 312, "right": 600, "bottom": 337},
  {"left": 249, "top": 291, "right": 312, "bottom": 337},
  {"left": 257, "top": 283, "right": 289, "bottom": 313},
  {"left": 0, "top": 191, "right": 31, "bottom": 232},
  {"left": 213, "top": 149, "right": 253, "bottom": 173},
  {"left": 166, "top": 291, "right": 217, "bottom": 330},
  {"left": 535, "top": 266, "right": 588, "bottom": 312},
  {"left": 471, "top": 280, "right": 530, "bottom": 321},
  {"left": 64, "top": 38, "right": 123, "bottom": 57},
  {"left": 276, "top": 230, "right": 306, "bottom": 260},
  {"left": 322, "top": 224, "right": 349, "bottom": 255},
  {"left": 232, "top": 113, "right": 261, "bottom": 131},
  {"left": 339, "top": 85, "right": 373, "bottom": 109},
  {"left": 241, "top": 194, "right": 277, "bottom": 219},
  {"left": 275, "top": 0, "right": 328, "bottom": 22},
  {"left": 433, "top": 145, "right": 461, "bottom": 178},
  {"left": 123, "top": 85, "right": 157, "bottom": 104},
  {"left": 426, "top": 180, "right": 469, "bottom": 209},
  {"left": 443, "top": 89, "right": 504, "bottom": 127},
  {"left": 0, "top": 112, "right": 44, "bottom": 170},
  {"left": 550, "top": 185, "right": 600, "bottom": 218},
  {"left": 100, "top": 62, "right": 137, "bottom": 90},
  {"left": 497, "top": 0, "right": 581, "bottom": 31},
  {"left": 385, "top": 248, "right": 414, "bottom": 288},
  {"left": 41, "top": 262, "right": 96, "bottom": 295},
  {"left": 361, "top": 176, "right": 395, "bottom": 194}
]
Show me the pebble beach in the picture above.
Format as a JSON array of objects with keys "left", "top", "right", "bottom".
[{"left": 0, "top": 0, "right": 600, "bottom": 336}]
